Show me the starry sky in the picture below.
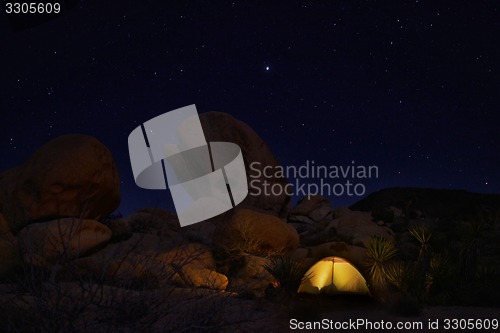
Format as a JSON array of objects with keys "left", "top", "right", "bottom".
[{"left": 1, "top": 1, "right": 499, "bottom": 216}]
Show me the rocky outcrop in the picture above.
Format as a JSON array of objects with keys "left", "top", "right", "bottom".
[
  {"left": 350, "top": 187, "right": 500, "bottom": 220},
  {"left": 154, "top": 242, "right": 216, "bottom": 271},
  {"left": 59, "top": 241, "right": 228, "bottom": 290},
  {"left": 288, "top": 196, "right": 334, "bottom": 243},
  {"left": 200, "top": 112, "right": 290, "bottom": 217},
  {"left": 0, "top": 135, "right": 120, "bottom": 232},
  {"left": 127, "top": 208, "right": 180, "bottom": 236},
  {"left": 290, "top": 195, "right": 333, "bottom": 222},
  {"left": 213, "top": 208, "right": 299, "bottom": 257},
  {"left": 18, "top": 218, "right": 112, "bottom": 264},
  {"left": 326, "top": 208, "right": 395, "bottom": 247},
  {"left": 154, "top": 243, "right": 226, "bottom": 290}
]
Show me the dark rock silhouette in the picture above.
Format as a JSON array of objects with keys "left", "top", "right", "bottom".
[{"left": 350, "top": 187, "right": 500, "bottom": 220}]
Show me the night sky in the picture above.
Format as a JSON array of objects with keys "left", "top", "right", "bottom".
[{"left": 1, "top": 1, "right": 499, "bottom": 216}]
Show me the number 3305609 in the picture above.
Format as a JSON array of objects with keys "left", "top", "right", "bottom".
[{"left": 6, "top": 2, "right": 61, "bottom": 14}]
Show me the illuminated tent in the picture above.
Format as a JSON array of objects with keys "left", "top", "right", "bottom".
[{"left": 297, "top": 256, "right": 370, "bottom": 295}]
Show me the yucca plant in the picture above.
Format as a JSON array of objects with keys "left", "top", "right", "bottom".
[
  {"left": 384, "top": 261, "right": 409, "bottom": 292},
  {"left": 263, "top": 255, "right": 308, "bottom": 296},
  {"left": 425, "top": 252, "right": 453, "bottom": 302},
  {"left": 409, "top": 224, "right": 432, "bottom": 260},
  {"left": 366, "top": 237, "right": 398, "bottom": 292},
  {"left": 428, "top": 253, "right": 447, "bottom": 278},
  {"left": 475, "top": 264, "right": 498, "bottom": 285},
  {"left": 459, "top": 217, "right": 489, "bottom": 281},
  {"left": 462, "top": 264, "right": 500, "bottom": 306}
]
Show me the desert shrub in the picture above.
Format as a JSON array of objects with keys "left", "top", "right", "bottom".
[
  {"left": 454, "top": 264, "right": 500, "bottom": 306},
  {"left": 458, "top": 217, "right": 490, "bottom": 282},
  {"left": 426, "top": 253, "right": 454, "bottom": 301},
  {"left": 263, "top": 255, "right": 308, "bottom": 299},
  {"left": 221, "top": 220, "right": 289, "bottom": 268}
]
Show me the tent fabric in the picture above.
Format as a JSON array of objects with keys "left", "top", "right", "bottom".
[{"left": 298, "top": 256, "right": 370, "bottom": 295}]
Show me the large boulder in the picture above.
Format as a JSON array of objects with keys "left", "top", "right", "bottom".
[
  {"left": 153, "top": 243, "right": 228, "bottom": 290},
  {"left": 175, "top": 266, "right": 228, "bottom": 290},
  {"left": 213, "top": 208, "right": 299, "bottom": 257},
  {"left": 288, "top": 196, "right": 334, "bottom": 242},
  {"left": 18, "top": 218, "right": 112, "bottom": 264},
  {"left": 290, "top": 195, "right": 332, "bottom": 222},
  {"left": 200, "top": 112, "right": 290, "bottom": 217},
  {"left": 326, "top": 208, "right": 395, "bottom": 247},
  {"left": 0, "top": 134, "right": 120, "bottom": 232}
]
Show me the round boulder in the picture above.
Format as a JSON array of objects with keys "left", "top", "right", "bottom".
[
  {"left": 213, "top": 208, "right": 299, "bottom": 257},
  {"left": 0, "top": 134, "right": 120, "bottom": 232}
]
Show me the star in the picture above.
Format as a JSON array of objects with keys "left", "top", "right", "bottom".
[{"left": 265, "top": 66, "right": 270, "bottom": 71}]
